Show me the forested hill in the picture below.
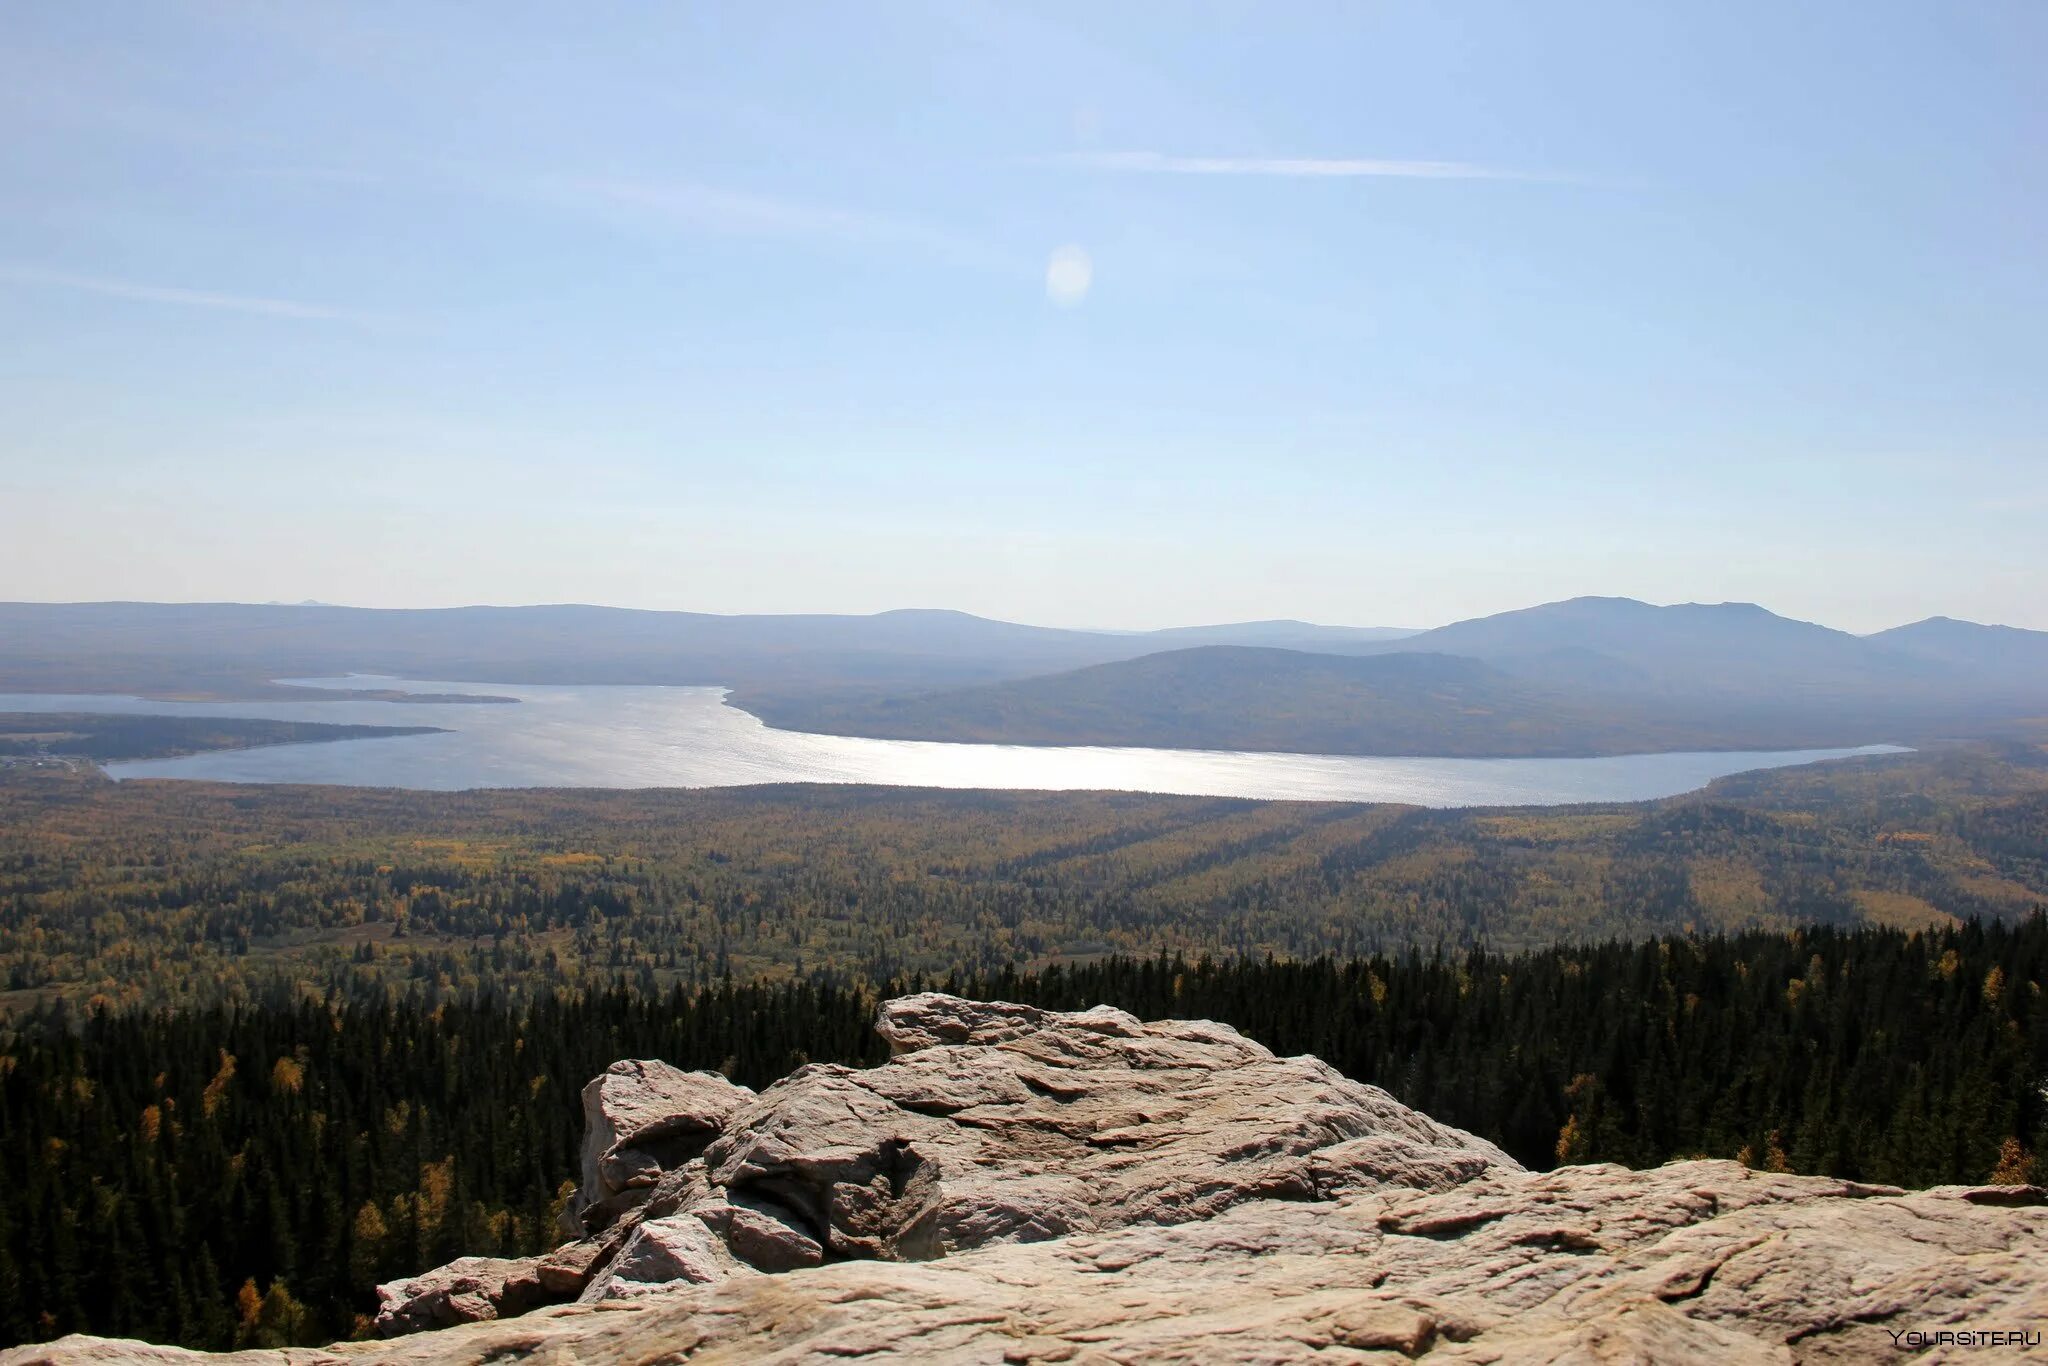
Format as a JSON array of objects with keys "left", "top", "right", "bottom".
[
  {"left": 3, "top": 740, "right": 2044, "bottom": 1012},
  {"left": 756, "top": 644, "right": 1914, "bottom": 757}
]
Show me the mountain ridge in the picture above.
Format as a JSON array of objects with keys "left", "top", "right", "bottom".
[
  {"left": 1358, "top": 595, "right": 1949, "bottom": 696},
  {"left": 1867, "top": 614, "right": 2048, "bottom": 675}
]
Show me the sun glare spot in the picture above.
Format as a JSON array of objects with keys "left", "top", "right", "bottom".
[{"left": 1045, "top": 244, "right": 1092, "bottom": 306}]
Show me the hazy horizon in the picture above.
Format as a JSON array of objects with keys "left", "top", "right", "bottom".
[
  {"left": 4, "top": 3, "right": 2044, "bottom": 632},
  {"left": 1, "top": 591, "right": 2034, "bottom": 640}
]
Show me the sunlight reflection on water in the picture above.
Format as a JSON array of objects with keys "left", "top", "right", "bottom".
[{"left": 0, "top": 676, "right": 1906, "bottom": 807}]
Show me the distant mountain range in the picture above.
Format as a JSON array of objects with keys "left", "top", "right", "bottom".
[
  {"left": 1, "top": 597, "right": 2043, "bottom": 757},
  {"left": 753, "top": 598, "right": 2048, "bottom": 756},
  {"left": 0, "top": 602, "right": 1414, "bottom": 703}
]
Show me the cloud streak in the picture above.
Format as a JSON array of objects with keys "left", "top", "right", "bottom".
[
  {"left": 1045, "top": 151, "right": 1552, "bottom": 181},
  {"left": 0, "top": 265, "right": 383, "bottom": 322}
]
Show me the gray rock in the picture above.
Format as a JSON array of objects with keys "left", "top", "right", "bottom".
[
  {"left": 31, "top": 1166, "right": 2048, "bottom": 1363},
  {"left": 532, "top": 1240, "right": 603, "bottom": 1296},
  {"left": 570, "top": 1059, "right": 752, "bottom": 1234},
  {"left": 692, "top": 1192, "right": 826, "bottom": 1272},
  {"left": 369, "top": 1254, "right": 544, "bottom": 1336},
  {"left": 578, "top": 1212, "right": 743, "bottom": 1302},
  {"left": 693, "top": 992, "right": 1517, "bottom": 1269}
]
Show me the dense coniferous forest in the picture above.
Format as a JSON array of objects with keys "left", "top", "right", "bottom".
[{"left": 3, "top": 918, "right": 2045, "bottom": 1350}]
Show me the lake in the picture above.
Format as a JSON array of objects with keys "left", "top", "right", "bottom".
[{"left": 0, "top": 676, "right": 1906, "bottom": 806}]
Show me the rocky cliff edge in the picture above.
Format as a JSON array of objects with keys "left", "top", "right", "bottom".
[{"left": 6, "top": 993, "right": 2044, "bottom": 1363}]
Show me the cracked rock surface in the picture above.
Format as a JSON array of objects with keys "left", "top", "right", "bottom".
[{"left": 7, "top": 994, "right": 2044, "bottom": 1364}]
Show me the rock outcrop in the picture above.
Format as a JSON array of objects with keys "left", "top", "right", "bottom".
[
  {"left": 7, "top": 994, "right": 2046, "bottom": 1364},
  {"left": 569, "top": 1060, "right": 754, "bottom": 1235},
  {"left": 372, "top": 992, "right": 1517, "bottom": 1330}
]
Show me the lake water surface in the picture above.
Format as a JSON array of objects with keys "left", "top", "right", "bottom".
[{"left": 0, "top": 676, "right": 1906, "bottom": 806}]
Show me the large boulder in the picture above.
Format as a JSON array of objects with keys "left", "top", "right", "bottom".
[
  {"left": 695, "top": 993, "right": 1515, "bottom": 1267},
  {"left": 569, "top": 1059, "right": 753, "bottom": 1233},
  {"left": 370, "top": 1255, "right": 545, "bottom": 1335},
  {"left": 381, "top": 992, "right": 1517, "bottom": 1323}
]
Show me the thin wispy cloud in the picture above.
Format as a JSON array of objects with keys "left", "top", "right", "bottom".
[
  {"left": 552, "top": 178, "right": 1024, "bottom": 274},
  {"left": 0, "top": 265, "right": 383, "bottom": 322},
  {"left": 1044, "top": 151, "right": 1553, "bottom": 181}
]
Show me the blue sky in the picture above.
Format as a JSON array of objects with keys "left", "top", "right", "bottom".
[{"left": 2, "top": 2, "right": 2042, "bottom": 631}]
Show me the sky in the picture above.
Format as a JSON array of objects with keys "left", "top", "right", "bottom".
[{"left": 1, "top": 2, "right": 2043, "bottom": 633}]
